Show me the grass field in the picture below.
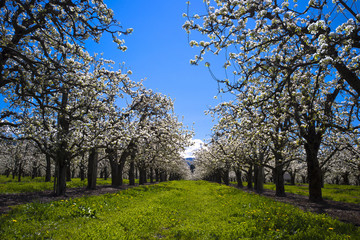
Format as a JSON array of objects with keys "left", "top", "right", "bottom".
[
  {"left": 0, "top": 176, "right": 125, "bottom": 194},
  {"left": 2, "top": 176, "right": 360, "bottom": 205},
  {"left": 262, "top": 183, "right": 360, "bottom": 204},
  {"left": 0, "top": 180, "right": 358, "bottom": 239}
]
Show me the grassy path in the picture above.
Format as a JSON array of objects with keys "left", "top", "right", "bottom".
[{"left": 0, "top": 180, "right": 359, "bottom": 239}]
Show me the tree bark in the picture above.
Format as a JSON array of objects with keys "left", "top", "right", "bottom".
[
  {"left": 129, "top": 161, "right": 135, "bottom": 186},
  {"left": 107, "top": 148, "right": 121, "bottom": 186},
  {"left": 215, "top": 169, "right": 222, "bottom": 184},
  {"left": 139, "top": 165, "right": 147, "bottom": 185},
  {"left": 160, "top": 171, "right": 167, "bottom": 182},
  {"left": 304, "top": 137, "right": 323, "bottom": 202},
  {"left": 247, "top": 165, "right": 253, "bottom": 189},
  {"left": 54, "top": 89, "right": 70, "bottom": 196},
  {"left": 221, "top": 168, "right": 230, "bottom": 185},
  {"left": 54, "top": 149, "right": 67, "bottom": 196},
  {"left": 79, "top": 154, "right": 85, "bottom": 181},
  {"left": 235, "top": 169, "right": 243, "bottom": 188},
  {"left": 155, "top": 169, "right": 160, "bottom": 182},
  {"left": 87, "top": 148, "right": 98, "bottom": 190},
  {"left": 103, "top": 166, "right": 108, "bottom": 180},
  {"left": 45, "top": 153, "right": 51, "bottom": 182},
  {"left": 66, "top": 162, "right": 71, "bottom": 182},
  {"left": 150, "top": 168, "right": 154, "bottom": 183},
  {"left": 17, "top": 162, "right": 22, "bottom": 182},
  {"left": 273, "top": 158, "right": 286, "bottom": 197},
  {"left": 289, "top": 171, "right": 296, "bottom": 185},
  {"left": 254, "top": 165, "right": 264, "bottom": 193},
  {"left": 274, "top": 166, "right": 286, "bottom": 197},
  {"left": 342, "top": 171, "right": 350, "bottom": 185}
]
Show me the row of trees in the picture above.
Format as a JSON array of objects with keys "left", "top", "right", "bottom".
[
  {"left": 185, "top": 0, "right": 360, "bottom": 202},
  {"left": 0, "top": 0, "right": 192, "bottom": 195}
]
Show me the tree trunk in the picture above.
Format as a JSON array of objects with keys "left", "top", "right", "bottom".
[
  {"left": 274, "top": 167, "right": 285, "bottom": 197},
  {"left": 129, "top": 161, "right": 135, "bottom": 186},
  {"left": 54, "top": 90, "right": 70, "bottom": 196},
  {"left": 108, "top": 148, "right": 120, "bottom": 186},
  {"left": 304, "top": 138, "right": 323, "bottom": 202},
  {"left": 72, "top": 167, "right": 76, "bottom": 179},
  {"left": 54, "top": 149, "right": 67, "bottom": 196},
  {"left": 45, "top": 153, "right": 51, "bottom": 182},
  {"left": 66, "top": 162, "right": 71, "bottom": 182},
  {"left": 160, "top": 171, "right": 167, "bottom": 182},
  {"left": 155, "top": 169, "right": 160, "bottom": 182},
  {"left": 106, "top": 148, "right": 125, "bottom": 187},
  {"left": 222, "top": 168, "right": 230, "bottom": 185},
  {"left": 254, "top": 165, "right": 258, "bottom": 190},
  {"left": 32, "top": 162, "right": 37, "bottom": 179},
  {"left": 235, "top": 169, "right": 243, "bottom": 188},
  {"left": 274, "top": 163, "right": 286, "bottom": 197},
  {"left": 247, "top": 165, "right": 253, "bottom": 189},
  {"left": 17, "top": 162, "right": 22, "bottom": 182},
  {"left": 87, "top": 148, "right": 98, "bottom": 190},
  {"left": 289, "top": 171, "right": 296, "bottom": 185},
  {"left": 150, "top": 168, "right": 154, "bottom": 183},
  {"left": 139, "top": 166, "right": 147, "bottom": 185},
  {"left": 215, "top": 169, "right": 222, "bottom": 184},
  {"left": 103, "top": 166, "right": 108, "bottom": 180},
  {"left": 254, "top": 165, "right": 264, "bottom": 193},
  {"left": 80, "top": 156, "right": 85, "bottom": 181},
  {"left": 342, "top": 171, "right": 350, "bottom": 185},
  {"left": 301, "top": 174, "right": 307, "bottom": 184}
]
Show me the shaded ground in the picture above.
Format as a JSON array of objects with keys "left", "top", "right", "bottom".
[{"left": 0, "top": 182, "right": 359, "bottom": 227}]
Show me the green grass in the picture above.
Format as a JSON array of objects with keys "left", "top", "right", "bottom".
[
  {"left": 262, "top": 183, "right": 360, "bottom": 204},
  {"left": 0, "top": 180, "right": 358, "bottom": 239},
  {"left": 0, "top": 175, "right": 117, "bottom": 194}
]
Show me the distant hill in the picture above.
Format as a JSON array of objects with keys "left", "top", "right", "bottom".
[{"left": 184, "top": 158, "right": 195, "bottom": 168}]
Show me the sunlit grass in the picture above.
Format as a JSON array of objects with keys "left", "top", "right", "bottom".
[
  {"left": 262, "top": 182, "right": 360, "bottom": 204},
  {"left": 0, "top": 180, "right": 358, "bottom": 239},
  {"left": 0, "top": 175, "right": 117, "bottom": 194}
]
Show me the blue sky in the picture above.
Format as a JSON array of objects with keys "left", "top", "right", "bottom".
[{"left": 85, "top": 1, "right": 229, "bottom": 141}]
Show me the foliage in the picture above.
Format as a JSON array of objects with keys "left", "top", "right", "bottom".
[
  {"left": 0, "top": 181, "right": 358, "bottom": 239},
  {"left": 184, "top": 0, "right": 360, "bottom": 202}
]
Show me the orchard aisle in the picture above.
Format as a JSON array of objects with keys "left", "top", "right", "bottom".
[{"left": 0, "top": 181, "right": 358, "bottom": 239}]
